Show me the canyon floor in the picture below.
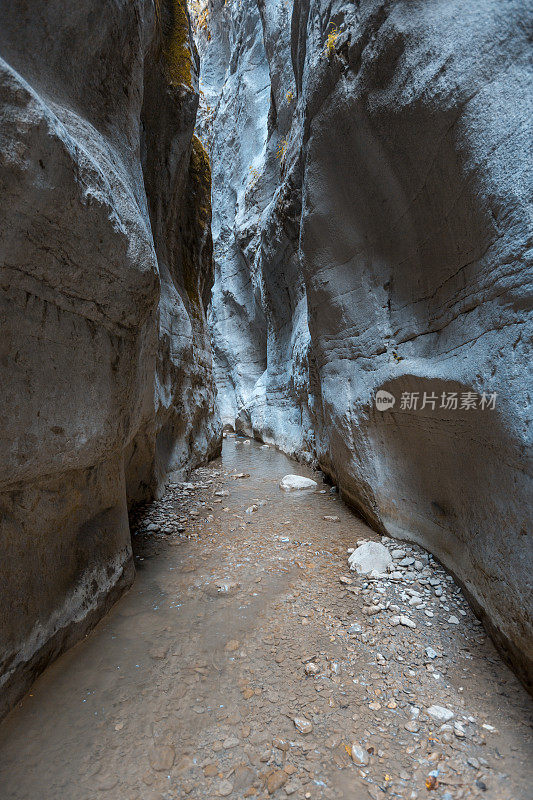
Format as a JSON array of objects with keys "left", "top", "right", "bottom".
[{"left": 0, "top": 437, "right": 531, "bottom": 800}]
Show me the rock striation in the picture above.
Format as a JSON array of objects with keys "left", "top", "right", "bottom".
[
  {"left": 0, "top": 0, "right": 220, "bottom": 717},
  {"left": 194, "top": 0, "right": 532, "bottom": 687}
]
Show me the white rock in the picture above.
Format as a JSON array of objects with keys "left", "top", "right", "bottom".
[
  {"left": 279, "top": 475, "right": 318, "bottom": 491},
  {"left": 448, "top": 615, "right": 460, "bottom": 625},
  {"left": 427, "top": 705, "right": 454, "bottom": 722},
  {"left": 350, "top": 743, "right": 369, "bottom": 766},
  {"left": 348, "top": 542, "right": 393, "bottom": 576},
  {"left": 391, "top": 549, "right": 406, "bottom": 559},
  {"left": 400, "top": 615, "right": 417, "bottom": 629},
  {"left": 293, "top": 717, "right": 313, "bottom": 734}
]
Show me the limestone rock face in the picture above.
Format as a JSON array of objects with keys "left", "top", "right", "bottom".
[
  {"left": 194, "top": 0, "right": 532, "bottom": 687},
  {"left": 0, "top": 0, "right": 220, "bottom": 717}
]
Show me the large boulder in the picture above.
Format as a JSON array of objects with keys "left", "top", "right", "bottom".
[{"left": 0, "top": 0, "right": 220, "bottom": 718}]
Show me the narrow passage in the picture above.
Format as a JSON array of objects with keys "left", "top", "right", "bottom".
[{"left": 0, "top": 437, "right": 530, "bottom": 799}]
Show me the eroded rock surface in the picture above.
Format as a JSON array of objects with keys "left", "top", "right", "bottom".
[
  {"left": 194, "top": 0, "right": 532, "bottom": 686},
  {"left": 0, "top": 0, "right": 220, "bottom": 717}
]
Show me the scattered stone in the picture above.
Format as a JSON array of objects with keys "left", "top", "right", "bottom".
[
  {"left": 425, "top": 647, "right": 438, "bottom": 660},
  {"left": 391, "top": 549, "right": 406, "bottom": 559},
  {"left": 304, "top": 662, "right": 320, "bottom": 676},
  {"left": 348, "top": 542, "right": 393, "bottom": 576},
  {"left": 339, "top": 576, "right": 353, "bottom": 585},
  {"left": 350, "top": 743, "right": 369, "bottom": 766},
  {"left": 149, "top": 745, "right": 175, "bottom": 771},
  {"left": 217, "top": 779, "right": 234, "bottom": 796},
  {"left": 279, "top": 475, "right": 318, "bottom": 491},
  {"left": 284, "top": 781, "right": 299, "bottom": 796},
  {"left": 448, "top": 615, "right": 460, "bottom": 624},
  {"left": 267, "top": 770, "right": 288, "bottom": 794},
  {"left": 223, "top": 736, "right": 240, "bottom": 748},
  {"left": 293, "top": 717, "right": 313, "bottom": 734},
  {"left": 273, "top": 737, "right": 289, "bottom": 751},
  {"left": 323, "top": 515, "right": 340, "bottom": 521},
  {"left": 427, "top": 705, "right": 454, "bottom": 722},
  {"left": 233, "top": 766, "right": 255, "bottom": 791}
]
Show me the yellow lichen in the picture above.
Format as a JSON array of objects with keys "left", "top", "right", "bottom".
[
  {"left": 190, "top": 1, "right": 211, "bottom": 41},
  {"left": 155, "top": 0, "right": 193, "bottom": 88},
  {"left": 324, "top": 24, "right": 339, "bottom": 58},
  {"left": 276, "top": 138, "right": 288, "bottom": 162},
  {"left": 248, "top": 166, "right": 260, "bottom": 186}
]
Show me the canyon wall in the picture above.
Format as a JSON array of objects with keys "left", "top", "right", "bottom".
[
  {"left": 194, "top": 0, "right": 533, "bottom": 687},
  {"left": 0, "top": 0, "right": 220, "bottom": 717}
]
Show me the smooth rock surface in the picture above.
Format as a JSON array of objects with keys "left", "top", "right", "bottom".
[
  {"left": 0, "top": 0, "right": 221, "bottom": 718},
  {"left": 193, "top": 0, "right": 533, "bottom": 688}
]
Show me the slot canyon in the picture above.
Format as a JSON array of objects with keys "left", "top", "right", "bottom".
[{"left": 0, "top": 1, "right": 531, "bottom": 798}]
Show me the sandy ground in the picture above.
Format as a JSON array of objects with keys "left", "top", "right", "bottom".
[{"left": 0, "top": 436, "right": 531, "bottom": 799}]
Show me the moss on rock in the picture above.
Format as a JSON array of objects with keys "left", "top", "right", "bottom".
[{"left": 155, "top": 0, "right": 193, "bottom": 88}]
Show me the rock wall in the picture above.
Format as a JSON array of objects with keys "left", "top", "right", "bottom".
[
  {"left": 194, "top": 0, "right": 532, "bottom": 688},
  {"left": 0, "top": 0, "right": 220, "bottom": 717}
]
